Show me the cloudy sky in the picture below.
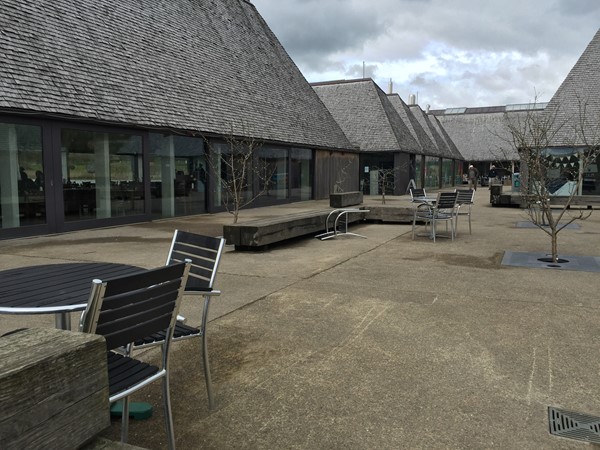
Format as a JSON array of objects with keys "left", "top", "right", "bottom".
[{"left": 251, "top": 0, "right": 599, "bottom": 109}]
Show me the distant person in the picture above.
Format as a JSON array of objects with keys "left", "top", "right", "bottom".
[
  {"left": 489, "top": 165, "right": 497, "bottom": 187},
  {"left": 468, "top": 165, "right": 479, "bottom": 191},
  {"left": 34, "top": 170, "right": 44, "bottom": 190}
]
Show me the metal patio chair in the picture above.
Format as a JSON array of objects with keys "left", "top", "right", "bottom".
[
  {"left": 80, "top": 261, "right": 191, "bottom": 450},
  {"left": 133, "top": 230, "right": 226, "bottom": 410},
  {"left": 412, "top": 191, "right": 459, "bottom": 242},
  {"left": 409, "top": 187, "right": 427, "bottom": 202},
  {"left": 454, "top": 188, "right": 475, "bottom": 235}
]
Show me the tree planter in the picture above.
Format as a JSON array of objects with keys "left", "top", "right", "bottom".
[{"left": 330, "top": 191, "right": 363, "bottom": 208}]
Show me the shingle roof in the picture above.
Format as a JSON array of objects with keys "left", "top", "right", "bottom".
[
  {"left": 433, "top": 110, "right": 530, "bottom": 161},
  {"left": 386, "top": 94, "right": 438, "bottom": 155},
  {"left": 0, "top": 0, "right": 352, "bottom": 151},
  {"left": 542, "top": 28, "right": 600, "bottom": 146},
  {"left": 311, "top": 79, "right": 421, "bottom": 154},
  {"left": 408, "top": 105, "right": 461, "bottom": 159}
]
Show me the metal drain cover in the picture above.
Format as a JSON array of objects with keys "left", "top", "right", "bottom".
[{"left": 548, "top": 406, "right": 600, "bottom": 444}]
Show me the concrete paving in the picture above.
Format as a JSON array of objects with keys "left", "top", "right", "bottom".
[{"left": 2, "top": 193, "right": 600, "bottom": 449}]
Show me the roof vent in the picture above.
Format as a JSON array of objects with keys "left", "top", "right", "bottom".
[{"left": 408, "top": 94, "right": 416, "bottom": 105}]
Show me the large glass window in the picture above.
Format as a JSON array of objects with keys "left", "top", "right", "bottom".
[
  {"left": 414, "top": 156, "right": 423, "bottom": 188},
  {"left": 61, "top": 129, "right": 143, "bottom": 221},
  {"left": 441, "top": 158, "right": 453, "bottom": 188},
  {"left": 290, "top": 148, "right": 312, "bottom": 201},
  {"left": 149, "top": 134, "right": 206, "bottom": 217},
  {"left": 424, "top": 156, "right": 440, "bottom": 189},
  {"left": 257, "top": 146, "right": 288, "bottom": 204},
  {"left": 0, "top": 123, "right": 45, "bottom": 229}
]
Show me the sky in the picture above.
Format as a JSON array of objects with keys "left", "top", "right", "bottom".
[{"left": 251, "top": 0, "right": 599, "bottom": 110}]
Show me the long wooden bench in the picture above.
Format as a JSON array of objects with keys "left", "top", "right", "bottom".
[{"left": 223, "top": 209, "right": 367, "bottom": 250}]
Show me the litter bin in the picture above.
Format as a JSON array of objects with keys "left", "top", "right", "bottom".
[
  {"left": 512, "top": 172, "right": 520, "bottom": 192},
  {"left": 490, "top": 184, "right": 503, "bottom": 205}
]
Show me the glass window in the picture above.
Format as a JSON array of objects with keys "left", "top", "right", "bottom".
[
  {"left": 257, "top": 146, "right": 288, "bottom": 203},
  {"left": 424, "top": 156, "right": 440, "bottom": 189},
  {"left": 61, "top": 129, "right": 143, "bottom": 221},
  {"left": 441, "top": 159, "right": 453, "bottom": 188},
  {"left": 149, "top": 134, "right": 206, "bottom": 217},
  {"left": 290, "top": 148, "right": 312, "bottom": 201},
  {"left": 0, "top": 123, "right": 45, "bottom": 229}
]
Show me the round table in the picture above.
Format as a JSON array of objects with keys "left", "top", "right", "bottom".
[{"left": 0, "top": 262, "right": 143, "bottom": 329}]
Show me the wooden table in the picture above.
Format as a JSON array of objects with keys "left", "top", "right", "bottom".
[{"left": 0, "top": 262, "right": 143, "bottom": 330}]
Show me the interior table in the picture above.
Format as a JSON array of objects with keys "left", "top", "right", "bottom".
[{"left": 0, "top": 262, "right": 143, "bottom": 330}]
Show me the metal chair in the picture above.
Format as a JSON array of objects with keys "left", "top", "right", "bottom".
[
  {"left": 409, "top": 187, "right": 427, "bottom": 202},
  {"left": 80, "top": 261, "right": 191, "bottom": 450},
  {"left": 133, "top": 230, "right": 226, "bottom": 410},
  {"left": 412, "top": 191, "right": 459, "bottom": 242},
  {"left": 454, "top": 189, "right": 475, "bottom": 235}
]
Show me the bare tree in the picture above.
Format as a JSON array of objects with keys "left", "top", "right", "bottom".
[
  {"left": 373, "top": 166, "right": 397, "bottom": 204},
  {"left": 206, "top": 124, "right": 274, "bottom": 223},
  {"left": 332, "top": 158, "right": 355, "bottom": 194},
  {"left": 504, "top": 97, "right": 600, "bottom": 262}
]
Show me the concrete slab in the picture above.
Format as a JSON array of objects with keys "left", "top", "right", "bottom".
[{"left": 1, "top": 195, "right": 600, "bottom": 449}]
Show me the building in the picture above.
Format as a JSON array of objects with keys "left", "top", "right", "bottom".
[
  {"left": 0, "top": 0, "right": 354, "bottom": 239},
  {"left": 312, "top": 79, "right": 464, "bottom": 195}
]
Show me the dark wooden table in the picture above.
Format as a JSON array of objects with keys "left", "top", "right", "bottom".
[{"left": 0, "top": 262, "right": 143, "bottom": 329}]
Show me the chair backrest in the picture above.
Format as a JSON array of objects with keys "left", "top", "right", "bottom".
[
  {"left": 410, "top": 188, "right": 426, "bottom": 201},
  {"left": 436, "top": 191, "right": 458, "bottom": 210},
  {"left": 455, "top": 189, "right": 475, "bottom": 205},
  {"left": 81, "top": 262, "right": 190, "bottom": 351},
  {"left": 167, "top": 230, "right": 225, "bottom": 292}
]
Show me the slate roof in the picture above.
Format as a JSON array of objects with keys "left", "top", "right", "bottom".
[
  {"left": 0, "top": 0, "right": 352, "bottom": 151},
  {"left": 311, "top": 79, "right": 422, "bottom": 154},
  {"left": 542, "top": 28, "right": 600, "bottom": 146},
  {"left": 431, "top": 107, "right": 544, "bottom": 161}
]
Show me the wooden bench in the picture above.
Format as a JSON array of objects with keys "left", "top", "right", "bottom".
[
  {"left": 223, "top": 209, "right": 367, "bottom": 250},
  {"left": 0, "top": 328, "right": 148, "bottom": 450}
]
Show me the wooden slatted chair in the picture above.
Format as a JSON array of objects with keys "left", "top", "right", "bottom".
[
  {"left": 133, "top": 230, "right": 226, "bottom": 410},
  {"left": 455, "top": 189, "right": 475, "bottom": 235},
  {"left": 80, "top": 261, "right": 191, "bottom": 450}
]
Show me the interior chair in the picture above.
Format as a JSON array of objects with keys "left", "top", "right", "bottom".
[
  {"left": 454, "top": 189, "right": 475, "bottom": 235},
  {"left": 409, "top": 187, "right": 427, "bottom": 202},
  {"left": 80, "top": 261, "right": 191, "bottom": 450},
  {"left": 133, "top": 230, "right": 226, "bottom": 410},
  {"left": 412, "top": 191, "right": 458, "bottom": 242}
]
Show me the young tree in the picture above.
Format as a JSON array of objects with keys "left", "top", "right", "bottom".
[
  {"left": 504, "top": 98, "right": 600, "bottom": 263},
  {"left": 206, "top": 125, "right": 274, "bottom": 223}
]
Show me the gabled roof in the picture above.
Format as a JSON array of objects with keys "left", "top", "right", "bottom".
[
  {"left": 311, "top": 79, "right": 421, "bottom": 154},
  {"left": 432, "top": 109, "right": 534, "bottom": 162},
  {"left": 408, "top": 105, "right": 459, "bottom": 159},
  {"left": 386, "top": 94, "right": 438, "bottom": 155},
  {"left": 0, "top": 0, "right": 352, "bottom": 151},
  {"left": 542, "top": 28, "right": 600, "bottom": 146}
]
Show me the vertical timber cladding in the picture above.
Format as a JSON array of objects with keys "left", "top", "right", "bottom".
[{"left": 314, "top": 151, "right": 360, "bottom": 199}]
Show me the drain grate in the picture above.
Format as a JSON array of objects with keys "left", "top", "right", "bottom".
[{"left": 548, "top": 406, "right": 600, "bottom": 444}]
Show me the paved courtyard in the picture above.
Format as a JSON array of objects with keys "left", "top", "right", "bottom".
[{"left": 1, "top": 194, "right": 600, "bottom": 449}]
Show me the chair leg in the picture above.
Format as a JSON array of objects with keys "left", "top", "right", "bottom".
[
  {"left": 468, "top": 212, "right": 472, "bottom": 234},
  {"left": 202, "top": 296, "right": 215, "bottom": 410},
  {"left": 162, "top": 374, "right": 176, "bottom": 450},
  {"left": 121, "top": 397, "right": 130, "bottom": 444}
]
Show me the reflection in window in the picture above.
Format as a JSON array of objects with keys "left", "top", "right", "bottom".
[
  {"left": 61, "top": 129, "right": 143, "bottom": 221},
  {"left": 441, "top": 158, "right": 453, "bottom": 188},
  {"left": 257, "top": 146, "right": 288, "bottom": 204},
  {"left": 149, "top": 134, "right": 206, "bottom": 217},
  {"left": 0, "top": 123, "right": 45, "bottom": 229},
  {"left": 424, "top": 156, "right": 440, "bottom": 189},
  {"left": 290, "top": 148, "right": 312, "bottom": 201}
]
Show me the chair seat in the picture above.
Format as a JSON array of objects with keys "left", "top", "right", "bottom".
[
  {"left": 134, "top": 321, "right": 202, "bottom": 347},
  {"left": 107, "top": 351, "right": 160, "bottom": 397}
]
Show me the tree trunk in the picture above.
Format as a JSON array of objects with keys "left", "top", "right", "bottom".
[{"left": 551, "top": 232, "right": 558, "bottom": 263}]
